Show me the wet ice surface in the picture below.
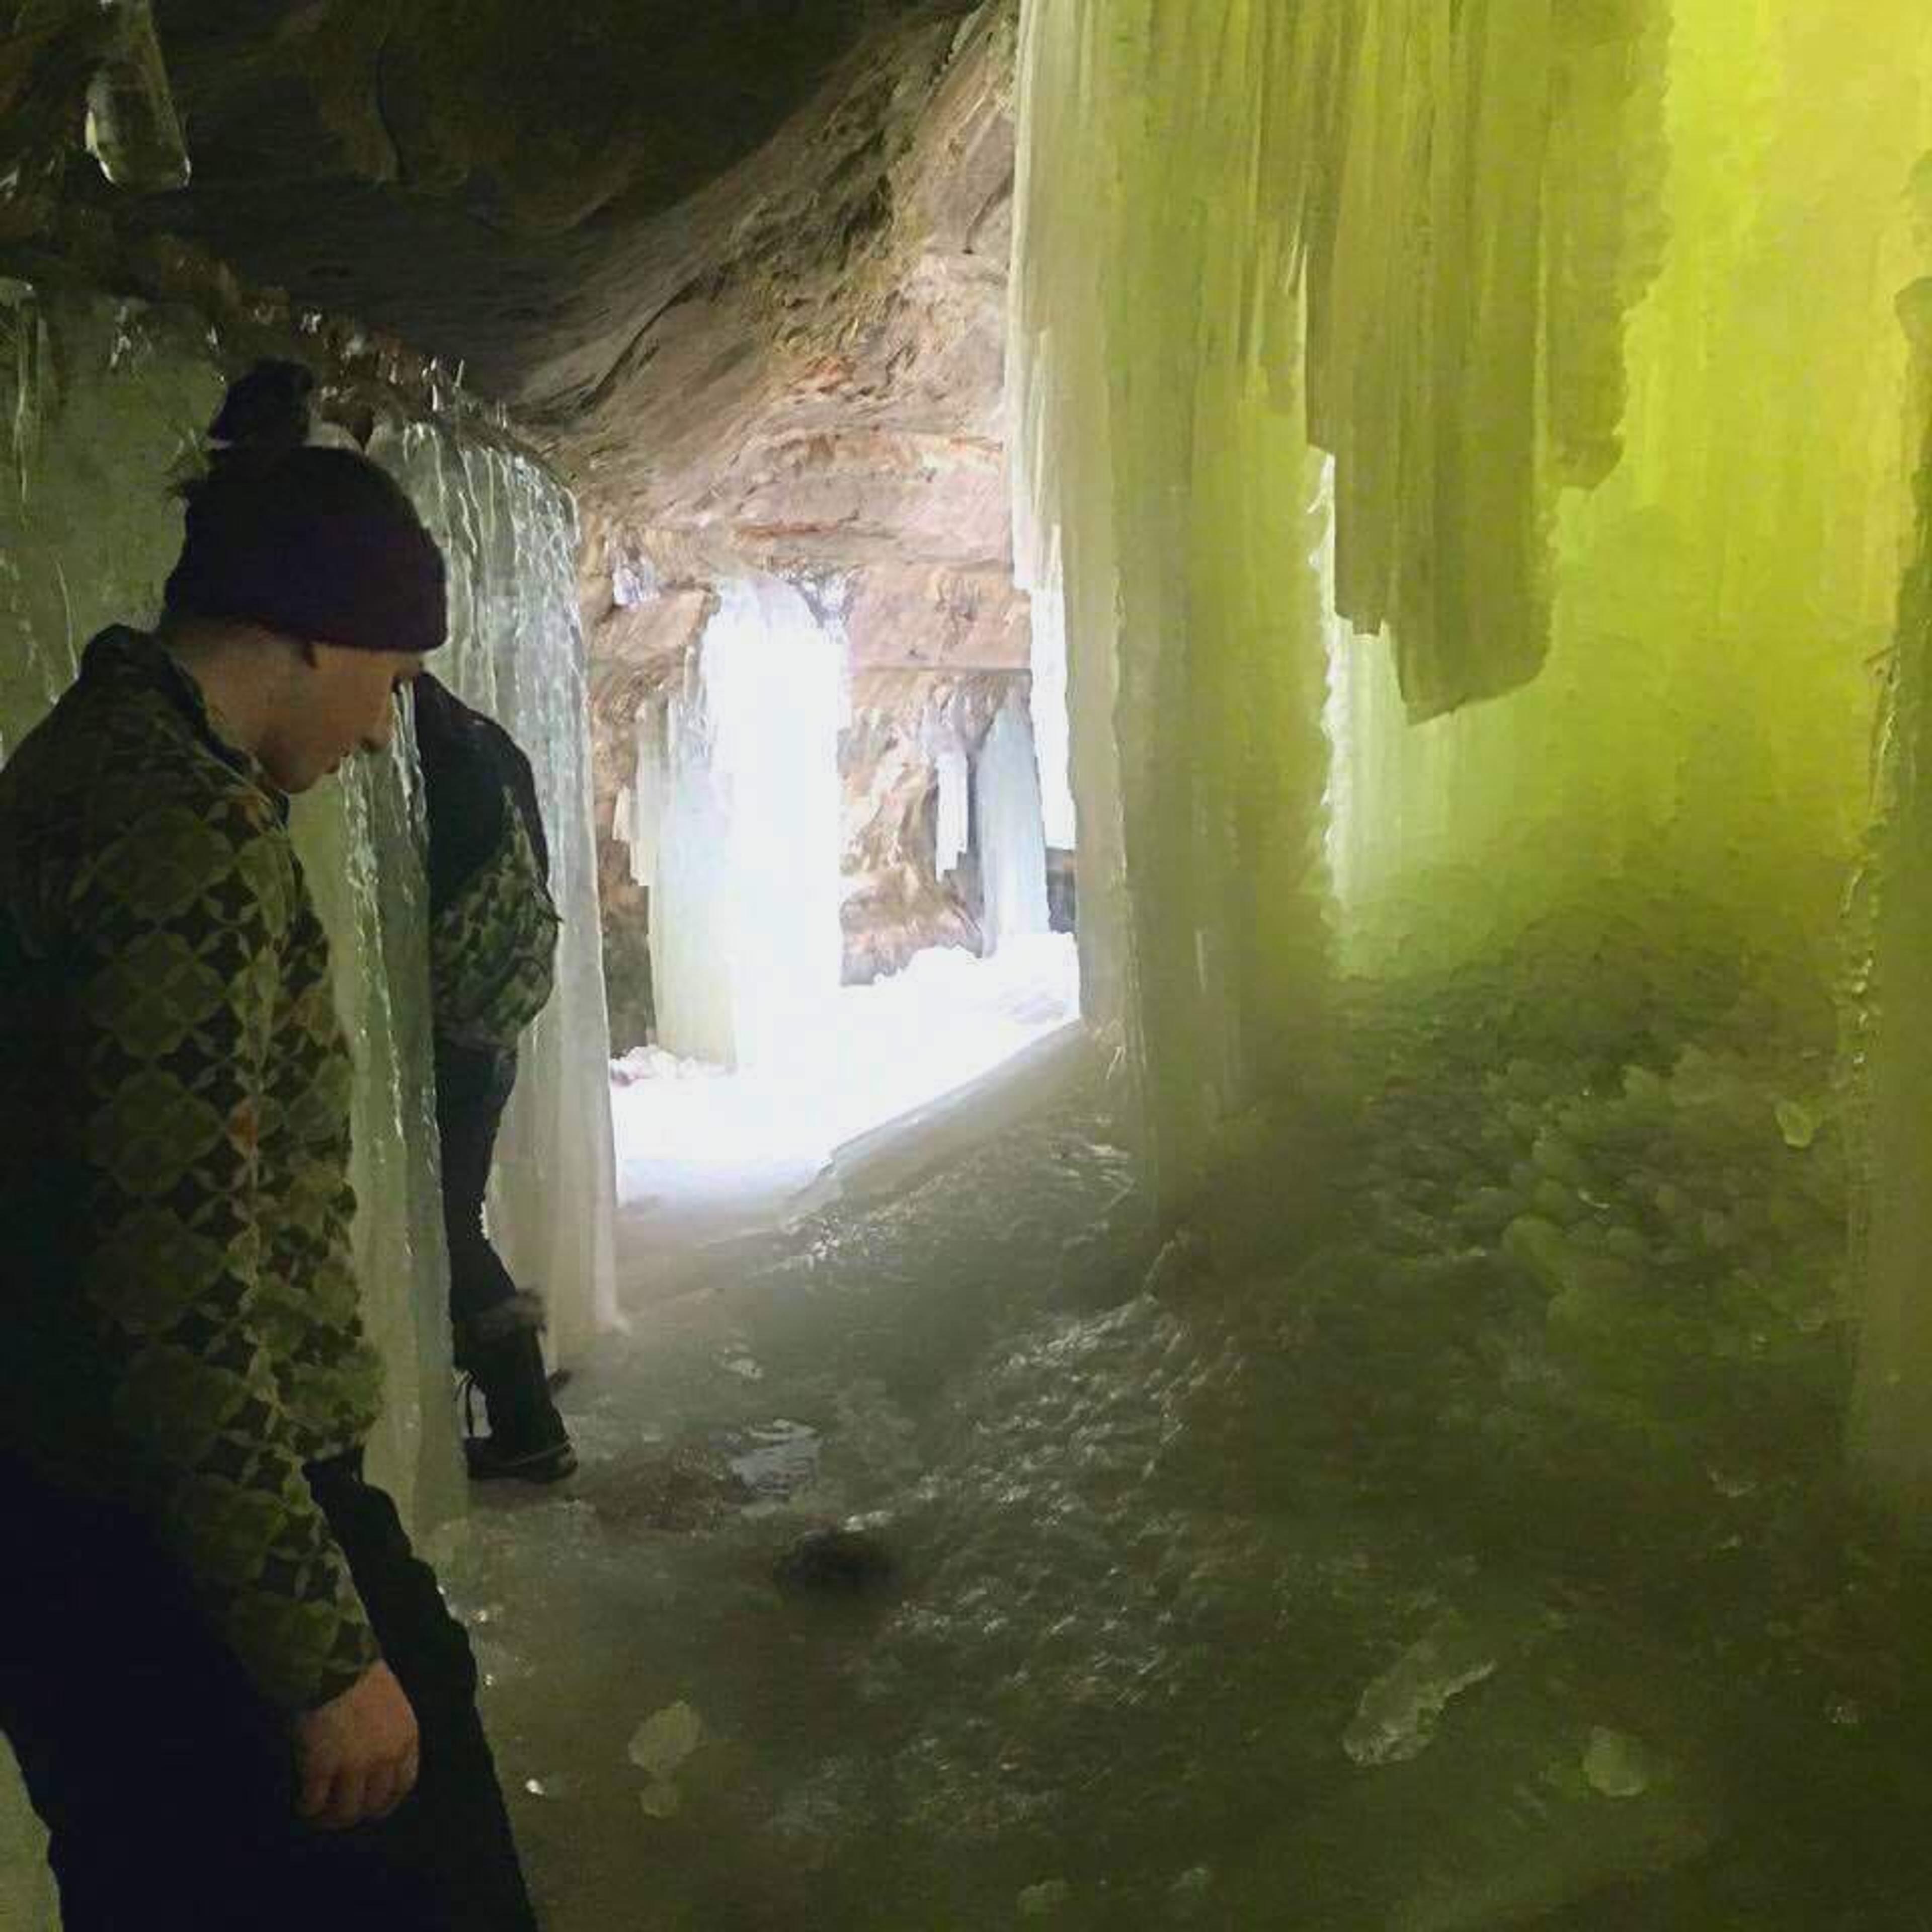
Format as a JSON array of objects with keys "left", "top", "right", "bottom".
[
  {"left": 607, "top": 936, "right": 1082, "bottom": 1295},
  {"left": 443, "top": 1009, "right": 1932, "bottom": 1931}
]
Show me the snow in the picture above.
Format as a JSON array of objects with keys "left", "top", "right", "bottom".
[{"left": 610, "top": 935, "right": 1081, "bottom": 1292}]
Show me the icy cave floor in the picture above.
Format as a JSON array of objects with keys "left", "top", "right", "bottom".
[
  {"left": 606, "top": 936, "right": 1083, "bottom": 1301},
  {"left": 441, "top": 978, "right": 1932, "bottom": 1932}
]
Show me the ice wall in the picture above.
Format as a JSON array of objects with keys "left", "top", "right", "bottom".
[
  {"left": 973, "top": 691, "right": 1050, "bottom": 951},
  {"left": 1010, "top": 0, "right": 1334, "bottom": 1199},
  {"left": 380, "top": 421, "right": 620, "bottom": 1366},
  {"left": 1015, "top": 0, "right": 1669, "bottom": 731},
  {"left": 650, "top": 578, "right": 845, "bottom": 1072},
  {"left": 1854, "top": 273, "right": 1932, "bottom": 1512},
  {"left": 1011, "top": 0, "right": 1932, "bottom": 1498},
  {"left": 625, "top": 701, "right": 669, "bottom": 889},
  {"left": 1026, "top": 579, "right": 1076, "bottom": 850},
  {"left": 0, "top": 288, "right": 460, "bottom": 1528},
  {"left": 0, "top": 281, "right": 614, "bottom": 1919},
  {"left": 1325, "top": 2, "right": 1930, "bottom": 998}
]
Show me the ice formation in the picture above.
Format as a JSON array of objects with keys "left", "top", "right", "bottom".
[
  {"left": 648, "top": 577, "right": 845, "bottom": 1073},
  {"left": 1342, "top": 1618, "right": 1499, "bottom": 1767},
  {"left": 1027, "top": 578, "right": 1076, "bottom": 850},
  {"left": 1853, "top": 277, "right": 1932, "bottom": 1510},
  {"left": 379, "top": 418, "right": 621, "bottom": 1372},
  {"left": 1011, "top": 0, "right": 1932, "bottom": 1506},
  {"left": 80, "top": 0, "right": 191, "bottom": 192},
  {"left": 932, "top": 732, "right": 969, "bottom": 877},
  {"left": 0, "top": 286, "right": 619, "bottom": 1493},
  {"left": 615, "top": 702, "right": 668, "bottom": 889},
  {"left": 973, "top": 691, "right": 1051, "bottom": 951},
  {"left": 1010, "top": 0, "right": 1335, "bottom": 1193}
]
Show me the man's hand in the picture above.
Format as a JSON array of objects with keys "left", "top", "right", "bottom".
[{"left": 293, "top": 1660, "right": 421, "bottom": 1830}]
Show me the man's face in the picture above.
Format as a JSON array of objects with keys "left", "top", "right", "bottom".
[{"left": 262, "top": 642, "right": 425, "bottom": 793}]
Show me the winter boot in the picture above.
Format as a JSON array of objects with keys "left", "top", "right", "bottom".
[{"left": 460, "top": 1322, "right": 577, "bottom": 1484}]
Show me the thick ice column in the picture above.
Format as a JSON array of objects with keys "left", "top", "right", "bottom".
[
  {"left": 973, "top": 692, "right": 1050, "bottom": 951},
  {"left": 1853, "top": 274, "right": 1932, "bottom": 1514},
  {"left": 379, "top": 422, "right": 622, "bottom": 1369},
  {"left": 626, "top": 701, "right": 669, "bottom": 888},
  {"left": 1011, "top": 0, "right": 1333, "bottom": 1202},
  {"left": 651, "top": 577, "right": 845, "bottom": 1073},
  {"left": 1027, "top": 580, "right": 1077, "bottom": 851}
]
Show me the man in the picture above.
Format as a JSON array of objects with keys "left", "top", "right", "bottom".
[
  {"left": 0, "top": 360, "right": 539, "bottom": 1928},
  {"left": 414, "top": 671, "right": 576, "bottom": 1483}
]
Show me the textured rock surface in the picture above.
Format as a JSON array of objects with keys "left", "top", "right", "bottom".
[
  {"left": 3, "top": 0, "right": 1015, "bottom": 559},
  {"left": 547, "top": 4, "right": 1027, "bottom": 1009},
  {"left": 841, "top": 669, "right": 1020, "bottom": 985}
]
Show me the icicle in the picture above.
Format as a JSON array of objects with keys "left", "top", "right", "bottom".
[
  {"left": 384, "top": 429, "right": 622, "bottom": 1368},
  {"left": 973, "top": 694, "right": 1051, "bottom": 952},
  {"left": 934, "top": 739, "right": 969, "bottom": 877},
  {"left": 1321, "top": 0, "right": 1932, "bottom": 987},
  {"left": 1010, "top": 0, "right": 1333, "bottom": 1197},
  {"left": 83, "top": 0, "right": 191, "bottom": 192},
  {"left": 1016, "top": 0, "right": 1671, "bottom": 727}
]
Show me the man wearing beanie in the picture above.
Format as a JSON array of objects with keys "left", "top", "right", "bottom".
[{"left": 0, "top": 363, "right": 540, "bottom": 1930}]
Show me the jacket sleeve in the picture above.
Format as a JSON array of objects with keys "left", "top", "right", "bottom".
[{"left": 62, "top": 788, "right": 380, "bottom": 1712}]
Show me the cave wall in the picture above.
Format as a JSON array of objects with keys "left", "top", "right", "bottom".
[
  {"left": 571, "top": 5, "right": 1043, "bottom": 1043},
  {"left": 841, "top": 667, "right": 1021, "bottom": 984}
]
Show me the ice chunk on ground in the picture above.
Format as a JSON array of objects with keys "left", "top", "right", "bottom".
[
  {"left": 1344, "top": 1617, "right": 1499, "bottom": 1767},
  {"left": 1582, "top": 1727, "right": 1655, "bottom": 1799},
  {"left": 1018, "top": 1878, "right": 1072, "bottom": 1916},
  {"left": 628, "top": 1703, "right": 704, "bottom": 1780}
]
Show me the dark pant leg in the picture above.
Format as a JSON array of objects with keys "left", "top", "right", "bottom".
[
  {"left": 433, "top": 1038, "right": 523, "bottom": 1346},
  {"left": 434, "top": 1040, "right": 567, "bottom": 1452},
  {"left": 0, "top": 1454, "right": 539, "bottom": 1932},
  {"left": 0, "top": 1463, "right": 304, "bottom": 1931},
  {"left": 309, "top": 1456, "right": 539, "bottom": 1932}
]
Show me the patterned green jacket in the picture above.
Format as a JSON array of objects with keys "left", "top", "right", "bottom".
[
  {"left": 0, "top": 628, "right": 383, "bottom": 1712},
  {"left": 416, "top": 673, "right": 559, "bottom": 1053}
]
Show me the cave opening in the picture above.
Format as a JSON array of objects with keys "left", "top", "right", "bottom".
[{"left": 602, "top": 569, "right": 1083, "bottom": 1305}]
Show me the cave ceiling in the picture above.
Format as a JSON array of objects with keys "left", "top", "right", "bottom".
[
  {"left": 122, "top": 1, "right": 974, "bottom": 403},
  {"left": 6, "top": 0, "right": 1023, "bottom": 659}
]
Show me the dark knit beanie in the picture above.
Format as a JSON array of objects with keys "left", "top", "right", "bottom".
[{"left": 164, "top": 361, "right": 447, "bottom": 659}]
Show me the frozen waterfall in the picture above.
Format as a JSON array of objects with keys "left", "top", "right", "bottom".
[
  {"left": 649, "top": 577, "right": 845, "bottom": 1073},
  {"left": 973, "top": 692, "right": 1051, "bottom": 952}
]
